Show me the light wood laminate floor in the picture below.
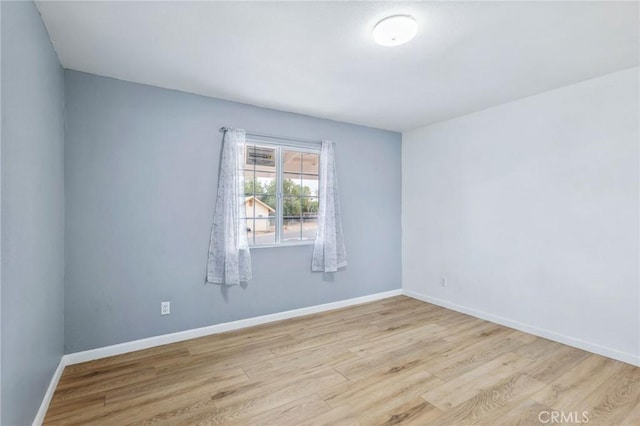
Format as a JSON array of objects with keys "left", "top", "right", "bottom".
[{"left": 44, "top": 296, "right": 640, "bottom": 425}]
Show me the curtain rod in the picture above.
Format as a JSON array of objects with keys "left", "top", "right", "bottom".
[{"left": 219, "top": 127, "right": 322, "bottom": 145}]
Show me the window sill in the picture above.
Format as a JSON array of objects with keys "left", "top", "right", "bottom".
[{"left": 250, "top": 241, "right": 315, "bottom": 249}]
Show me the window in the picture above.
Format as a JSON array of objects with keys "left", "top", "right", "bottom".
[{"left": 243, "top": 141, "right": 320, "bottom": 247}]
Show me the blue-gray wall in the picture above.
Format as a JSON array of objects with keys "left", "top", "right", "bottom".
[
  {"left": 64, "top": 71, "right": 401, "bottom": 353},
  {"left": 1, "top": 2, "right": 65, "bottom": 425}
]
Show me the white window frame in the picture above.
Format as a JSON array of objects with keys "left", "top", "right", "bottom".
[{"left": 245, "top": 137, "right": 321, "bottom": 249}]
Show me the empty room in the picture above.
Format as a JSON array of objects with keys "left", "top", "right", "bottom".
[{"left": 1, "top": 1, "right": 639, "bottom": 425}]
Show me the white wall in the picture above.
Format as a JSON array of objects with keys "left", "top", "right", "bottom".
[{"left": 402, "top": 67, "right": 639, "bottom": 365}]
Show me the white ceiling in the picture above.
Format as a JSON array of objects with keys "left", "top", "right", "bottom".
[{"left": 36, "top": 1, "right": 639, "bottom": 132}]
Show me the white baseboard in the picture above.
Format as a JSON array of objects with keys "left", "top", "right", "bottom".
[
  {"left": 402, "top": 289, "right": 640, "bottom": 367},
  {"left": 64, "top": 289, "right": 402, "bottom": 366},
  {"left": 37, "top": 287, "right": 636, "bottom": 424},
  {"left": 33, "top": 289, "right": 401, "bottom": 424},
  {"left": 32, "top": 358, "right": 66, "bottom": 426}
]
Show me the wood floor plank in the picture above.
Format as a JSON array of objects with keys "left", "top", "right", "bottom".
[
  {"left": 368, "top": 304, "right": 455, "bottom": 329},
  {"left": 106, "top": 367, "right": 249, "bottom": 404},
  {"left": 188, "top": 333, "right": 293, "bottom": 356},
  {"left": 530, "top": 354, "right": 624, "bottom": 410},
  {"left": 429, "top": 333, "right": 525, "bottom": 381},
  {"left": 485, "top": 398, "right": 552, "bottom": 426},
  {"left": 44, "top": 296, "right": 640, "bottom": 425},
  {"left": 432, "top": 373, "right": 546, "bottom": 424},
  {"left": 521, "top": 344, "right": 590, "bottom": 384},
  {"left": 509, "top": 330, "right": 539, "bottom": 345},
  {"left": 439, "top": 320, "right": 508, "bottom": 343},
  {"left": 62, "top": 347, "right": 189, "bottom": 376},
  {"left": 51, "top": 367, "right": 157, "bottom": 403},
  {"left": 56, "top": 353, "right": 183, "bottom": 391},
  {"left": 569, "top": 364, "right": 640, "bottom": 425},
  {"left": 116, "top": 394, "right": 217, "bottom": 426},
  {"left": 42, "top": 395, "right": 106, "bottom": 423},
  {"left": 332, "top": 338, "right": 451, "bottom": 380},
  {"left": 420, "top": 352, "right": 535, "bottom": 411},
  {"left": 45, "top": 369, "right": 249, "bottom": 425},
  {"left": 513, "top": 337, "right": 563, "bottom": 359},
  {"left": 211, "top": 367, "right": 347, "bottom": 415},
  {"left": 270, "top": 328, "right": 371, "bottom": 357},
  {"left": 321, "top": 370, "right": 444, "bottom": 422},
  {"left": 362, "top": 397, "right": 444, "bottom": 425},
  {"left": 347, "top": 322, "right": 445, "bottom": 358},
  {"left": 418, "top": 326, "right": 519, "bottom": 377},
  {"left": 163, "top": 370, "right": 346, "bottom": 425},
  {"left": 621, "top": 399, "right": 640, "bottom": 426},
  {"left": 224, "top": 395, "right": 331, "bottom": 426},
  {"left": 300, "top": 406, "right": 365, "bottom": 426},
  {"left": 320, "top": 362, "right": 443, "bottom": 408},
  {"left": 243, "top": 344, "right": 360, "bottom": 381}
]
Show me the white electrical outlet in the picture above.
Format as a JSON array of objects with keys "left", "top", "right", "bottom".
[
  {"left": 440, "top": 277, "right": 448, "bottom": 287},
  {"left": 161, "top": 301, "right": 170, "bottom": 315}
]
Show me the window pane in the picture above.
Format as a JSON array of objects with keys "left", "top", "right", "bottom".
[
  {"left": 244, "top": 170, "right": 257, "bottom": 195},
  {"left": 245, "top": 195, "right": 276, "bottom": 218},
  {"left": 302, "top": 152, "right": 319, "bottom": 175},
  {"left": 301, "top": 175, "right": 319, "bottom": 197},
  {"left": 283, "top": 218, "right": 302, "bottom": 241},
  {"left": 257, "top": 194, "right": 277, "bottom": 213},
  {"left": 254, "top": 162, "right": 276, "bottom": 174},
  {"left": 244, "top": 171, "right": 276, "bottom": 195},
  {"left": 252, "top": 218, "right": 276, "bottom": 245},
  {"left": 301, "top": 196, "right": 319, "bottom": 216},
  {"left": 302, "top": 217, "right": 318, "bottom": 240},
  {"left": 244, "top": 196, "right": 256, "bottom": 218},
  {"left": 283, "top": 173, "right": 301, "bottom": 195},
  {"left": 247, "top": 146, "right": 320, "bottom": 246},
  {"left": 254, "top": 171, "right": 275, "bottom": 195},
  {"left": 283, "top": 196, "right": 302, "bottom": 217},
  {"left": 283, "top": 150, "right": 302, "bottom": 173}
]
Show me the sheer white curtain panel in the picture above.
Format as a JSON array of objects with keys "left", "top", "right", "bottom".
[
  {"left": 312, "top": 140, "right": 347, "bottom": 272},
  {"left": 206, "top": 129, "right": 252, "bottom": 285}
]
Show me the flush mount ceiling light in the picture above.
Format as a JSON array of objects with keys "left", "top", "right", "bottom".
[{"left": 372, "top": 15, "right": 417, "bottom": 47}]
